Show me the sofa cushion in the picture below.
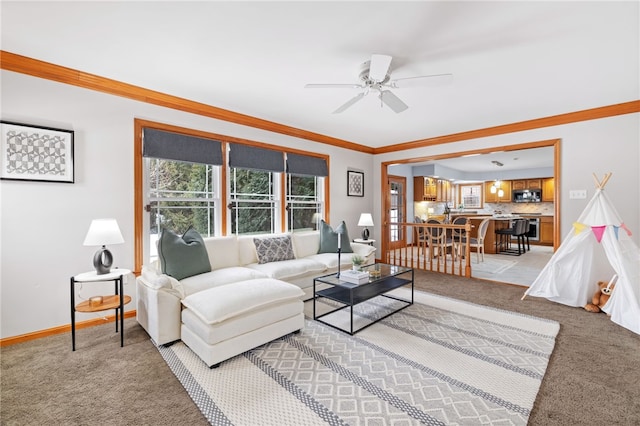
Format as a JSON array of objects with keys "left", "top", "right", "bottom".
[
  {"left": 237, "top": 235, "right": 259, "bottom": 265},
  {"left": 253, "top": 235, "right": 295, "bottom": 264},
  {"left": 247, "top": 258, "right": 326, "bottom": 280},
  {"left": 158, "top": 227, "right": 211, "bottom": 281},
  {"left": 319, "top": 220, "right": 353, "bottom": 253},
  {"left": 291, "top": 231, "right": 320, "bottom": 259},
  {"left": 181, "top": 278, "right": 304, "bottom": 325},
  {"left": 179, "top": 266, "right": 269, "bottom": 296},
  {"left": 204, "top": 236, "right": 239, "bottom": 270}
]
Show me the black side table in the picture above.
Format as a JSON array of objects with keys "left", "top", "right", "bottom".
[{"left": 70, "top": 269, "right": 131, "bottom": 351}]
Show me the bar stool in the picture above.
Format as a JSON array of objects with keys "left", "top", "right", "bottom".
[{"left": 495, "top": 219, "right": 528, "bottom": 255}]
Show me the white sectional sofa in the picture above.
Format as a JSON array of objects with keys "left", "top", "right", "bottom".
[{"left": 136, "top": 230, "right": 376, "bottom": 346}]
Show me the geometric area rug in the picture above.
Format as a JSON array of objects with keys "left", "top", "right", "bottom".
[{"left": 157, "top": 289, "right": 559, "bottom": 425}]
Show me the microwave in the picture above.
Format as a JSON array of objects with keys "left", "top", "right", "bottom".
[{"left": 513, "top": 189, "right": 541, "bottom": 203}]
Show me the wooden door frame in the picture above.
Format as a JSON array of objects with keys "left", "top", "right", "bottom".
[{"left": 379, "top": 138, "right": 561, "bottom": 257}]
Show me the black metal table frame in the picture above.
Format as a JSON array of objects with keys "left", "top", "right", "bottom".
[
  {"left": 70, "top": 273, "right": 126, "bottom": 351},
  {"left": 313, "top": 266, "right": 414, "bottom": 335}
]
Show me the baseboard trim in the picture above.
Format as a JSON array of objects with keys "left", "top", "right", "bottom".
[{"left": 0, "top": 310, "right": 137, "bottom": 347}]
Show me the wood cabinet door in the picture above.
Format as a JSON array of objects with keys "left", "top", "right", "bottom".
[
  {"left": 436, "top": 179, "right": 451, "bottom": 202},
  {"left": 413, "top": 177, "right": 424, "bottom": 202},
  {"left": 484, "top": 181, "right": 497, "bottom": 203},
  {"left": 485, "top": 180, "right": 511, "bottom": 202},
  {"left": 539, "top": 216, "right": 554, "bottom": 245},
  {"left": 512, "top": 180, "right": 526, "bottom": 190},
  {"left": 425, "top": 178, "right": 437, "bottom": 200},
  {"left": 499, "top": 180, "right": 512, "bottom": 202},
  {"left": 527, "top": 179, "right": 542, "bottom": 189},
  {"left": 542, "top": 178, "right": 554, "bottom": 202}
]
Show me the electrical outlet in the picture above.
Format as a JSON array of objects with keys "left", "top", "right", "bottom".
[{"left": 569, "top": 189, "right": 587, "bottom": 199}]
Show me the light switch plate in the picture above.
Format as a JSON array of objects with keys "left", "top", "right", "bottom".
[{"left": 569, "top": 189, "right": 587, "bottom": 199}]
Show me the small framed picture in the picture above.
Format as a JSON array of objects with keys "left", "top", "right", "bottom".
[
  {"left": 0, "top": 121, "right": 74, "bottom": 183},
  {"left": 347, "top": 170, "right": 364, "bottom": 197}
]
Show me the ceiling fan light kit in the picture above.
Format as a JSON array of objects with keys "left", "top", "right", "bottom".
[{"left": 305, "top": 54, "right": 452, "bottom": 114}]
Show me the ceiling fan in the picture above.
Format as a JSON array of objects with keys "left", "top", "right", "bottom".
[{"left": 304, "top": 54, "right": 452, "bottom": 114}]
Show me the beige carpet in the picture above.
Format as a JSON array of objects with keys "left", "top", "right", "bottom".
[{"left": 1, "top": 270, "right": 638, "bottom": 425}]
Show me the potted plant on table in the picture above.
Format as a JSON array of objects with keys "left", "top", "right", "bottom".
[{"left": 351, "top": 254, "right": 365, "bottom": 271}]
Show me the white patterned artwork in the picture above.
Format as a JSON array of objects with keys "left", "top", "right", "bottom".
[
  {"left": 1, "top": 121, "right": 74, "bottom": 183},
  {"left": 347, "top": 170, "right": 364, "bottom": 197}
]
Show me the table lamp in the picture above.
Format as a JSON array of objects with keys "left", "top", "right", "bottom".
[
  {"left": 358, "top": 213, "right": 374, "bottom": 240},
  {"left": 83, "top": 218, "right": 124, "bottom": 274}
]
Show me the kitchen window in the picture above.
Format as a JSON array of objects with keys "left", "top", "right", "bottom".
[{"left": 459, "top": 184, "right": 483, "bottom": 208}]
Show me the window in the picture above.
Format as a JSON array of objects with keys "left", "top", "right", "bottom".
[
  {"left": 287, "top": 174, "right": 324, "bottom": 231},
  {"left": 229, "top": 167, "right": 279, "bottom": 235},
  {"left": 135, "top": 120, "right": 330, "bottom": 272},
  {"left": 147, "top": 158, "right": 220, "bottom": 260},
  {"left": 459, "top": 184, "right": 483, "bottom": 208}
]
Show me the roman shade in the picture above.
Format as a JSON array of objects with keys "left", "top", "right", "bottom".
[
  {"left": 142, "top": 128, "right": 223, "bottom": 165},
  {"left": 286, "top": 153, "right": 328, "bottom": 177},
  {"left": 229, "top": 143, "right": 284, "bottom": 172}
]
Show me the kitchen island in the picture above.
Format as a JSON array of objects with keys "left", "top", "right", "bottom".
[{"left": 468, "top": 216, "right": 515, "bottom": 254}]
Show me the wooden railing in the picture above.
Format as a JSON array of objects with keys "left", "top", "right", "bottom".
[{"left": 384, "top": 222, "right": 472, "bottom": 278}]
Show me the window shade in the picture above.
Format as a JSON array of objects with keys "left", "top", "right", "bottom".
[
  {"left": 143, "top": 128, "right": 223, "bottom": 165},
  {"left": 286, "top": 153, "right": 328, "bottom": 177},
  {"left": 229, "top": 143, "right": 284, "bottom": 172}
]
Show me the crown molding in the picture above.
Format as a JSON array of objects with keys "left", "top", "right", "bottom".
[{"left": 2, "top": 51, "right": 638, "bottom": 155}]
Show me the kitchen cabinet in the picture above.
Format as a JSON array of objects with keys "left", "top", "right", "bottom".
[
  {"left": 512, "top": 179, "right": 542, "bottom": 190},
  {"left": 484, "top": 180, "right": 511, "bottom": 203},
  {"left": 437, "top": 179, "right": 452, "bottom": 203},
  {"left": 539, "top": 216, "right": 554, "bottom": 245},
  {"left": 414, "top": 177, "right": 435, "bottom": 201},
  {"left": 527, "top": 179, "right": 542, "bottom": 189},
  {"left": 414, "top": 177, "right": 452, "bottom": 202},
  {"left": 542, "top": 177, "right": 554, "bottom": 202}
]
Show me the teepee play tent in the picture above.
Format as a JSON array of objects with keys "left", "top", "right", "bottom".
[{"left": 523, "top": 173, "right": 640, "bottom": 335}]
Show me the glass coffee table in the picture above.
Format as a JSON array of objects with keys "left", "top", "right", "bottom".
[{"left": 313, "top": 263, "right": 414, "bottom": 335}]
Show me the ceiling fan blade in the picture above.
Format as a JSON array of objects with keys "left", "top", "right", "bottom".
[
  {"left": 333, "top": 92, "right": 366, "bottom": 114},
  {"left": 304, "top": 83, "right": 362, "bottom": 89},
  {"left": 390, "top": 73, "right": 453, "bottom": 89},
  {"left": 379, "top": 90, "right": 408, "bottom": 113},
  {"left": 369, "top": 54, "right": 392, "bottom": 82}
]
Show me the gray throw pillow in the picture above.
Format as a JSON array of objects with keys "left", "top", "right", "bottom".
[
  {"left": 158, "top": 227, "right": 211, "bottom": 280},
  {"left": 254, "top": 235, "right": 295, "bottom": 264},
  {"left": 318, "top": 220, "right": 353, "bottom": 253}
]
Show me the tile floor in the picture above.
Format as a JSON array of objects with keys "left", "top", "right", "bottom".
[{"left": 472, "top": 244, "right": 554, "bottom": 287}]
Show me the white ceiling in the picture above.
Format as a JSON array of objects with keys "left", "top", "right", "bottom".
[{"left": 1, "top": 1, "right": 638, "bottom": 173}]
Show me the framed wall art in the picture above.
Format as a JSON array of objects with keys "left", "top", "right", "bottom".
[
  {"left": 347, "top": 170, "right": 364, "bottom": 197},
  {"left": 0, "top": 121, "right": 74, "bottom": 183}
]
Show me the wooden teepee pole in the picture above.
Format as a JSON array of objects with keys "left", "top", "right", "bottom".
[{"left": 592, "top": 172, "right": 613, "bottom": 189}]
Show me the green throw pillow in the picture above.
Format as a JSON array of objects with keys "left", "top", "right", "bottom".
[
  {"left": 318, "top": 220, "right": 353, "bottom": 253},
  {"left": 158, "top": 227, "right": 211, "bottom": 280}
]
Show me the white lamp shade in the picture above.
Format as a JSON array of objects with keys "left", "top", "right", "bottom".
[
  {"left": 83, "top": 218, "right": 124, "bottom": 246},
  {"left": 358, "top": 213, "right": 374, "bottom": 227}
]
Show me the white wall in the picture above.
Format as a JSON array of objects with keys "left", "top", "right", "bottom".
[
  {"left": 2, "top": 70, "right": 638, "bottom": 339},
  {"left": 372, "top": 113, "right": 640, "bottom": 249},
  {"left": 0, "top": 71, "right": 373, "bottom": 338}
]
